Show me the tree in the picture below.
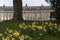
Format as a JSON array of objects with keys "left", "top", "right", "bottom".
[
  {"left": 13, "top": 0, "right": 23, "bottom": 20},
  {"left": 46, "top": 0, "right": 60, "bottom": 24}
]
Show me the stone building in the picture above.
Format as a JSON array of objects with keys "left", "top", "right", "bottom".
[
  {"left": 23, "top": 6, "right": 55, "bottom": 21},
  {"left": 0, "top": 5, "right": 55, "bottom": 22},
  {"left": 0, "top": 6, "right": 13, "bottom": 22}
]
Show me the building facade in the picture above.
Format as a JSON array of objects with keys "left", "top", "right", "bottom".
[
  {"left": 0, "top": 6, "right": 55, "bottom": 22},
  {"left": 23, "top": 6, "right": 55, "bottom": 21}
]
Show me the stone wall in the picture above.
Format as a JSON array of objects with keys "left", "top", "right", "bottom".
[
  {"left": 0, "top": 10, "right": 13, "bottom": 22},
  {"left": 22, "top": 10, "right": 55, "bottom": 21},
  {"left": 0, "top": 9, "right": 55, "bottom": 22}
]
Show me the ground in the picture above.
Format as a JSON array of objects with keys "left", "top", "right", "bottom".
[{"left": 0, "top": 20, "right": 60, "bottom": 40}]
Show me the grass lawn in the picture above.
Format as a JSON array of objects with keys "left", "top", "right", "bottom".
[{"left": 0, "top": 20, "right": 60, "bottom": 40}]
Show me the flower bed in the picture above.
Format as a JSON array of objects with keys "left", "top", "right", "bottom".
[{"left": 0, "top": 21, "right": 60, "bottom": 40}]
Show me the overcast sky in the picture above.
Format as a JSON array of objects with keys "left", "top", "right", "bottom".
[{"left": 0, "top": 0, "right": 50, "bottom": 6}]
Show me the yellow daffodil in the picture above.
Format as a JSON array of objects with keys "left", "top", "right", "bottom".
[
  {"left": 19, "top": 24, "right": 24, "bottom": 28},
  {"left": 19, "top": 35, "right": 24, "bottom": 40},
  {"left": 21, "top": 35, "right": 25, "bottom": 39},
  {"left": 0, "top": 33, "right": 3, "bottom": 37},
  {"left": 54, "top": 23, "right": 57, "bottom": 26},
  {"left": 54, "top": 26, "right": 57, "bottom": 29},
  {"left": 8, "top": 29, "right": 13, "bottom": 33},
  {"left": 11, "top": 38, "right": 15, "bottom": 40},
  {"left": 37, "top": 26, "right": 43, "bottom": 30},
  {"left": 2, "top": 37, "right": 5, "bottom": 40},
  {"left": 43, "top": 29, "right": 47, "bottom": 32},
  {"left": 49, "top": 27, "right": 53, "bottom": 30},
  {"left": 28, "top": 25, "right": 31, "bottom": 27},
  {"left": 23, "top": 23, "right": 26, "bottom": 25},
  {"left": 13, "top": 30, "right": 19, "bottom": 37},
  {"left": 42, "top": 25, "right": 46, "bottom": 29},
  {"left": 22, "top": 25, "right": 27, "bottom": 29},
  {"left": 6, "top": 28, "right": 9, "bottom": 31},
  {"left": 19, "top": 37, "right": 24, "bottom": 40},
  {"left": 40, "top": 34, "right": 43, "bottom": 36},
  {"left": 58, "top": 25, "right": 60, "bottom": 31},
  {"left": 4, "top": 31, "right": 7, "bottom": 34},
  {"left": 25, "top": 35, "right": 29, "bottom": 39},
  {"left": 8, "top": 34, "right": 13, "bottom": 38},
  {"left": 45, "top": 22, "right": 48, "bottom": 25},
  {"left": 5, "top": 37, "right": 10, "bottom": 40},
  {"left": 32, "top": 25, "right": 36, "bottom": 28},
  {"left": 48, "top": 22, "right": 53, "bottom": 26},
  {"left": 58, "top": 28, "right": 60, "bottom": 31},
  {"left": 32, "top": 22, "right": 37, "bottom": 25}
]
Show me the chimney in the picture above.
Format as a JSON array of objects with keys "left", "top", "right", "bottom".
[
  {"left": 26, "top": 4, "right": 27, "bottom": 7},
  {"left": 3, "top": 4, "right": 5, "bottom": 10},
  {"left": 41, "top": 4, "right": 44, "bottom": 7}
]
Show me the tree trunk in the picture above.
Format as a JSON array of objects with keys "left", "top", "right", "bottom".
[{"left": 13, "top": 0, "right": 23, "bottom": 20}]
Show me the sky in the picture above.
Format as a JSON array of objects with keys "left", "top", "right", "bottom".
[{"left": 0, "top": 0, "right": 50, "bottom": 6}]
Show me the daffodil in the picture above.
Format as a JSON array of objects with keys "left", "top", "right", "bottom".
[
  {"left": 25, "top": 35, "right": 29, "bottom": 39},
  {"left": 6, "top": 28, "right": 9, "bottom": 31},
  {"left": 22, "top": 25, "right": 27, "bottom": 29},
  {"left": 32, "top": 22, "right": 37, "bottom": 25},
  {"left": 58, "top": 25, "right": 60, "bottom": 31},
  {"left": 4, "top": 31, "right": 7, "bottom": 34},
  {"left": 45, "top": 22, "right": 48, "bottom": 25},
  {"left": 23, "top": 23, "right": 26, "bottom": 25},
  {"left": 8, "top": 29, "right": 13, "bottom": 33},
  {"left": 5, "top": 37, "right": 10, "bottom": 40},
  {"left": 54, "top": 26, "right": 57, "bottom": 29},
  {"left": 54, "top": 23, "right": 57, "bottom": 26},
  {"left": 11, "top": 38, "right": 15, "bottom": 40},
  {"left": 31, "top": 27, "right": 35, "bottom": 31},
  {"left": 32, "top": 25, "right": 36, "bottom": 28},
  {"left": 37, "top": 26, "right": 43, "bottom": 30},
  {"left": 8, "top": 34, "right": 13, "bottom": 38},
  {"left": 28, "top": 25, "right": 31, "bottom": 27},
  {"left": 19, "top": 35, "right": 24, "bottom": 40},
  {"left": 0, "top": 33, "right": 3, "bottom": 37},
  {"left": 2, "top": 37, "right": 5, "bottom": 40},
  {"left": 49, "top": 22, "right": 53, "bottom": 26},
  {"left": 42, "top": 25, "right": 46, "bottom": 29},
  {"left": 40, "top": 34, "right": 43, "bottom": 36},
  {"left": 49, "top": 27, "right": 53, "bottom": 30},
  {"left": 43, "top": 29, "right": 47, "bottom": 32},
  {"left": 58, "top": 28, "right": 60, "bottom": 31},
  {"left": 19, "top": 24, "right": 24, "bottom": 28},
  {"left": 13, "top": 30, "right": 20, "bottom": 37}
]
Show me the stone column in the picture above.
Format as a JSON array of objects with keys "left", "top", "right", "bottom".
[
  {"left": 1, "top": 12, "right": 3, "bottom": 21},
  {"left": 8, "top": 12, "right": 9, "bottom": 20},
  {"left": 0, "top": 12, "right": 2, "bottom": 21}
]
